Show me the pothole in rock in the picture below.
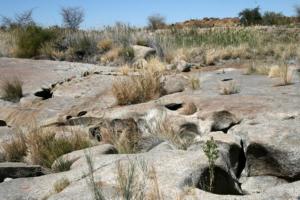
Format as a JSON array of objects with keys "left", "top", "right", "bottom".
[
  {"left": 0, "top": 120, "right": 7, "bottom": 127},
  {"left": 34, "top": 88, "right": 53, "bottom": 100},
  {"left": 165, "top": 103, "right": 183, "bottom": 111},
  {"left": 77, "top": 111, "right": 87, "bottom": 117},
  {"left": 222, "top": 78, "right": 233, "bottom": 82},
  {"left": 198, "top": 166, "right": 243, "bottom": 195}
]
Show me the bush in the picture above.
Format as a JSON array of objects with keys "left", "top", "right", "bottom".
[
  {"left": 97, "top": 39, "right": 113, "bottom": 52},
  {"left": 67, "top": 33, "right": 97, "bottom": 62},
  {"left": 262, "top": 12, "right": 290, "bottom": 25},
  {"left": 119, "top": 46, "right": 135, "bottom": 62},
  {"left": 239, "top": 7, "right": 262, "bottom": 26},
  {"left": 15, "top": 26, "right": 55, "bottom": 58},
  {"left": 148, "top": 14, "right": 166, "bottom": 30},
  {"left": 0, "top": 77, "right": 23, "bottom": 102},
  {"left": 61, "top": 7, "right": 84, "bottom": 30}
]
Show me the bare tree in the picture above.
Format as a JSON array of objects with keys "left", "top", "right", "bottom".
[
  {"left": 295, "top": 5, "right": 300, "bottom": 20},
  {"left": 1, "top": 9, "right": 35, "bottom": 29},
  {"left": 147, "top": 14, "right": 166, "bottom": 30},
  {"left": 61, "top": 7, "right": 84, "bottom": 30}
]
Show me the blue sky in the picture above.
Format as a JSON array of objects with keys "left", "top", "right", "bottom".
[{"left": 0, "top": 0, "right": 299, "bottom": 28}]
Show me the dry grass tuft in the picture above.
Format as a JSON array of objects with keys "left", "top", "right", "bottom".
[
  {"left": 0, "top": 77, "right": 23, "bottom": 102},
  {"left": 268, "top": 65, "right": 280, "bottom": 78},
  {"left": 219, "top": 80, "right": 240, "bottom": 95},
  {"left": 2, "top": 132, "right": 27, "bottom": 162},
  {"left": 100, "top": 47, "right": 120, "bottom": 64},
  {"left": 101, "top": 122, "right": 141, "bottom": 154},
  {"left": 97, "top": 39, "right": 113, "bottom": 52},
  {"left": 119, "top": 64, "right": 131, "bottom": 76},
  {"left": 54, "top": 178, "right": 70, "bottom": 193},
  {"left": 187, "top": 74, "right": 200, "bottom": 90},
  {"left": 143, "top": 57, "right": 166, "bottom": 73},
  {"left": 112, "top": 70, "right": 161, "bottom": 105},
  {"left": 245, "top": 62, "right": 270, "bottom": 75},
  {"left": 26, "top": 128, "right": 91, "bottom": 168},
  {"left": 276, "top": 62, "right": 293, "bottom": 86}
]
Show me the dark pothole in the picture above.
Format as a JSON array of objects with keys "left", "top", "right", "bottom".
[
  {"left": 198, "top": 166, "right": 243, "bottom": 195},
  {"left": 34, "top": 88, "right": 53, "bottom": 100},
  {"left": 222, "top": 78, "right": 233, "bottom": 82},
  {"left": 0, "top": 120, "right": 7, "bottom": 127},
  {"left": 165, "top": 103, "right": 183, "bottom": 111},
  {"left": 210, "top": 110, "right": 240, "bottom": 133},
  {"left": 77, "top": 111, "right": 87, "bottom": 117}
]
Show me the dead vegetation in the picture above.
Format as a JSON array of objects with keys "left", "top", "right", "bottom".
[
  {"left": 1, "top": 127, "right": 91, "bottom": 169},
  {"left": 112, "top": 69, "right": 162, "bottom": 105},
  {"left": 219, "top": 80, "right": 240, "bottom": 95},
  {"left": 0, "top": 77, "right": 23, "bottom": 102}
]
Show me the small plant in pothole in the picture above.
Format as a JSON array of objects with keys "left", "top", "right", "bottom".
[{"left": 202, "top": 137, "right": 219, "bottom": 192}]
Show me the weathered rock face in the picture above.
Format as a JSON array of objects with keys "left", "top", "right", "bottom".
[
  {"left": 1, "top": 58, "right": 300, "bottom": 200},
  {"left": 229, "top": 117, "right": 300, "bottom": 180},
  {"left": 132, "top": 45, "right": 156, "bottom": 60},
  {"left": 0, "top": 162, "right": 44, "bottom": 182},
  {"left": 240, "top": 176, "right": 287, "bottom": 194},
  {"left": 160, "top": 75, "right": 186, "bottom": 95}
]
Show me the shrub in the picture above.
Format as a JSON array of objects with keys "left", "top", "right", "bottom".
[
  {"left": 295, "top": 5, "right": 300, "bottom": 21},
  {"left": 119, "top": 46, "right": 135, "bottom": 62},
  {"left": 239, "top": 7, "right": 262, "bottom": 26},
  {"left": 0, "top": 77, "right": 23, "bottom": 102},
  {"left": 262, "top": 12, "right": 290, "bottom": 26},
  {"left": 2, "top": 132, "right": 27, "bottom": 162},
  {"left": 202, "top": 137, "right": 219, "bottom": 192},
  {"left": 54, "top": 178, "right": 70, "bottom": 193},
  {"left": 67, "top": 33, "right": 97, "bottom": 62},
  {"left": 112, "top": 70, "right": 161, "bottom": 105},
  {"left": 148, "top": 14, "right": 166, "bottom": 30},
  {"left": 15, "top": 25, "right": 55, "bottom": 58},
  {"left": 97, "top": 39, "right": 113, "bottom": 52}
]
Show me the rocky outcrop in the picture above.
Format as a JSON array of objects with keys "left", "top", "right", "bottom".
[
  {"left": 229, "top": 117, "right": 300, "bottom": 180},
  {"left": 0, "top": 162, "right": 44, "bottom": 182}
]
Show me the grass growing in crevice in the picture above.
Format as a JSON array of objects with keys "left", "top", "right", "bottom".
[
  {"left": 54, "top": 177, "right": 70, "bottom": 193},
  {"left": 2, "top": 132, "right": 27, "bottom": 162},
  {"left": 1, "top": 126, "right": 92, "bottom": 169},
  {"left": 52, "top": 157, "right": 74, "bottom": 172},
  {"left": 116, "top": 158, "right": 164, "bottom": 200},
  {"left": 112, "top": 69, "right": 161, "bottom": 105},
  {"left": 85, "top": 152, "right": 106, "bottom": 200},
  {"left": 0, "top": 77, "right": 23, "bottom": 102}
]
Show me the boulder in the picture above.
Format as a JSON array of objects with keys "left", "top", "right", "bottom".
[
  {"left": 132, "top": 45, "right": 156, "bottom": 60},
  {"left": 160, "top": 75, "right": 186, "bottom": 95},
  {"left": 229, "top": 117, "right": 300, "bottom": 180},
  {"left": 0, "top": 162, "right": 44, "bottom": 182},
  {"left": 206, "top": 110, "right": 240, "bottom": 133},
  {"left": 174, "top": 60, "right": 192, "bottom": 72}
]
